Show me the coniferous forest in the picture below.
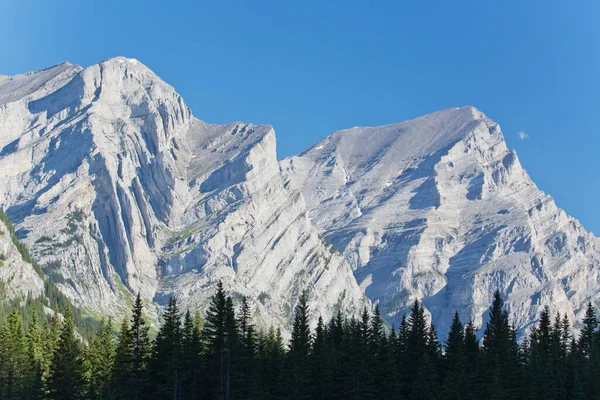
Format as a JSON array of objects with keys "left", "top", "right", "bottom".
[{"left": 1, "top": 283, "right": 600, "bottom": 399}]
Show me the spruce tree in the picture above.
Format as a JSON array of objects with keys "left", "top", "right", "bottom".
[
  {"left": 578, "top": 302, "right": 597, "bottom": 358},
  {"left": 0, "top": 308, "right": 28, "bottom": 399},
  {"left": 311, "top": 316, "right": 332, "bottom": 399},
  {"left": 181, "top": 310, "right": 202, "bottom": 400},
  {"left": 527, "top": 306, "right": 554, "bottom": 399},
  {"left": 148, "top": 296, "right": 183, "bottom": 399},
  {"left": 370, "top": 305, "right": 392, "bottom": 398},
  {"left": 47, "top": 305, "right": 85, "bottom": 400},
  {"left": 444, "top": 312, "right": 466, "bottom": 400},
  {"left": 463, "top": 320, "right": 480, "bottom": 400},
  {"left": 130, "top": 293, "right": 151, "bottom": 400},
  {"left": 203, "top": 281, "right": 238, "bottom": 400},
  {"left": 481, "top": 290, "right": 523, "bottom": 400},
  {"left": 25, "top": 311, "right": 44, "bottom": 399},
  {"left": 236, "top": 298, "right": 255, "bottom": 399},
  {"left": 403, "top": 300, "right": 430, "bottom": 398},
  {"left": 112, "top": 318, "right": 134, "bottom": 400},
  {"left": 88, "top": 318, "right": 115, "bottom": 400},
  {"left": 286, "top": 291, "right": 312, "bottom": 399}
]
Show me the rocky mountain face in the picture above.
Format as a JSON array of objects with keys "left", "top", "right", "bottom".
[
  {"left": 1, "top": 58, "right": 599, "bottom": 336},
  {"left": 282, "top": 107, "right": 600, "bottom": 336},
  {"left": 0, "top": 57, "right": 367, "bottom": 329}
]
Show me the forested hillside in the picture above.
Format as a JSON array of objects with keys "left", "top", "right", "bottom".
[{"left": 0, "top": 284, "right": 599, "bottom": 399}]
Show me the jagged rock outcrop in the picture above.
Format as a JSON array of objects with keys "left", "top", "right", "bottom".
[{"left": 0, "top": 57, "right": 367, "bottom": 328}]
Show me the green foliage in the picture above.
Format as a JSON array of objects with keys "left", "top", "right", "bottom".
[
  {"left": 86, "top": 318, "right": 116, "bottom": 399},
  {"left": 47, "top": 305, "right": 86, "bottom": 399},
  {"left": 0, "top": 210, "right": 99, "bottom": 338},
  {"left": 3, "top": 277, "right": 600, "bottom": 399},
  {"left": 148, "top": 297, "right": 183, "bottom": 398}
]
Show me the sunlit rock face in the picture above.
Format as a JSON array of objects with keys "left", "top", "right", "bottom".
[
  {"left": 282, "top": 106, "right": 600, "bottom": 336},
  {"left": 0, "top": 57, "right": 368, "bottom": 328},
  {"left": 2, "top": 58, "right": 599, "bottom": 337}
]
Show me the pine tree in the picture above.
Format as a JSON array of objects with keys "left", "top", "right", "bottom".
[
  {"left": 41, "top": 310, "right": 61, "bottom": 383},
  {"left": 444, "top": 312, "right": 466, "bottom": 399},
  {"left": 526, "top": 306, "right": 555, "bottom": 399},
  {"left": 328, "top": 310, "right": 346, "bottom": 397},
  {"left": 463, "top": 320, "right": 480, "bottom": 400},
  {"left": 130, "top": 293, "right": 151, "bottom": 400},
  {"left": 203, "top": 281, "right": 238, "bottom": 400},
  {"left": 236, "top": 298, "right": 255, "bottom": 399},
  {"left": 25, "top": 311, "right": 44, "bottom": 399},
  {"left": 481, "top": 290, "right": 523, "bottom": 400},
  {"left": 311, "top": 316, "right": 332, "bottom": 399},
  {"left": 87, "top": 318, "right": 115, "bottom": 400},
  {"left": 403, "top": 300, "right": 430, "bottom": 399},
  {"left": 578, "top": 302, "right": 597, "bottom": 358},
  {"left": 148, "top": 296, "right": 183, "bottom": 399},
  {"left": 369, "top": 305, "right": 392, "bottom": 398},
  {"left": 286, "top": 291, "right": 312, "bottom": 399},
  {"left": 112, "top": 318, "right": 134, "bottom": 400},
  {"left": 0, "top": 308, "right": 28, "bottom": 399},
  {"left": 181, "top": 310, "right": 202, "bottom": 400},
  {"left": 47, "top": 305, "right": 85, "bottom": 400}
]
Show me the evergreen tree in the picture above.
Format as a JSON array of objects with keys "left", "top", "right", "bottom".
[
  {"left": 370, "top": 305, "right": 392, "bottom": 398},
  {"left": 0, "top": 308, "right": 28, "bottom": 399},
  {"left": 403, "top": 300, "right": 430, "bottom": 399},
  {"left": 286, "top": 291, "right": 312, "bottom": 399},
  {"left": 47, "top": 305, "right": 85, "bottom": 400},
  {"left": 481, "top": 290, "right": 523, "bottom": 400},
  {"left": 130, "top": 293, "right": 151, "bottom": 400},
  {"left": 526, "top": 306, "right": 556, "bottom": 399},
  {"left": 578, "top": 302, "right": 597, "bottom": 358},
  {"left": 112, "top": 318, "right": 134, "bottom": 400},
  {"left": 87, "top": 318, "right": 115, "bottom": 400},
  {"left": 444, "top": 312, "right": 466, "bottom": 399},
  {"left": 181, "top": 310, "right": 202, "bottom": 400},
  {"left": 236, "top": 298, "right": 255, "bottom": 399},
  {"left": 203, "top": 281, "right": 238, "bottom": 400},
  {"left": 25, "top": 311, "right": 44, "bottom": 399},
  {"left": 463, "top": 320, "right": 480, "bottom": 400},
  {"left": 40, "top": 310, "right": 61, "bottom": 384},
  {"left": 148, "top": 297, "right": 183, "bottom": 399},
  {"left": 311, "top": 316, "right": 332, "bottom": 399}
]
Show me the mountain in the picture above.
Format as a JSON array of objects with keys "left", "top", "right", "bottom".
[
  {"left": 1, "top": 58, "right": 599, "bottom": 336},
  {"left": 0, "top": 57, "right": 367, "bottom": 329},
  {"left": 282, "top": 106, "right": 600, "bottom": 336}
]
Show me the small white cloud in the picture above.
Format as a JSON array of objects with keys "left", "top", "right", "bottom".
[{"left": 517, "top": 131, "right": 529, "bottom": 140}]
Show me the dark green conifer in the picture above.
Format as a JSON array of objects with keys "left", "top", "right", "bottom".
[
  {"left": 47, "top": 305, "right": 85, "bottom": 400},
  {"left": 149, "top": 296, "right": 183, "bottom": 399},
  {"left": 286, "top": 291, "right": 312, "bottom": 399}
]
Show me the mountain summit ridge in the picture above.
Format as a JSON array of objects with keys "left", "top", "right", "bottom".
[{"left": 1, "top": 58, "right": 599, "bottom": 335}]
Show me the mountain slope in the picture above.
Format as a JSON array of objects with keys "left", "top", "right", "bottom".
[
  {"left": 0, "top": 211, "right": 45, "bottom": 300},
  {"left": 282, "top": 106, "right": 600, "bottom": 336},
  {"left": 0, "top": 57, "right": 368, "bottom": 328},
  {"left": 2, "top": 58, "right": 599, "bottom": 336}
]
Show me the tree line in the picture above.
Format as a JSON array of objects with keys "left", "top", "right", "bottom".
[{"left": 1, "top": 283, "right": 600, "bottom": 399}]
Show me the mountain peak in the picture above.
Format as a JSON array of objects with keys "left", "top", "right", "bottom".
[{"left": 2, "top": 57, "right": 600, "bottom": 338}]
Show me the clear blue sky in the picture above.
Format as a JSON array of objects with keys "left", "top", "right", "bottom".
[{"left": 2, "top": 1, "right": 600, "bottom": 233}]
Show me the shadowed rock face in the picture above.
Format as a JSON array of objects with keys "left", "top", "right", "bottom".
[
  {"left": 0, "top": 57, "right": 368, "bottom": 329},
  {"left": 282, "top": 107, "right": 600, "bottom": 337},
  {"left": 2, "top": 58, "right": 599, "bottom": 337}
]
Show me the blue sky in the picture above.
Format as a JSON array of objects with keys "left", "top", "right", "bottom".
[{"left": 1, "top": 1, "right": 600, "bottom": 233}]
